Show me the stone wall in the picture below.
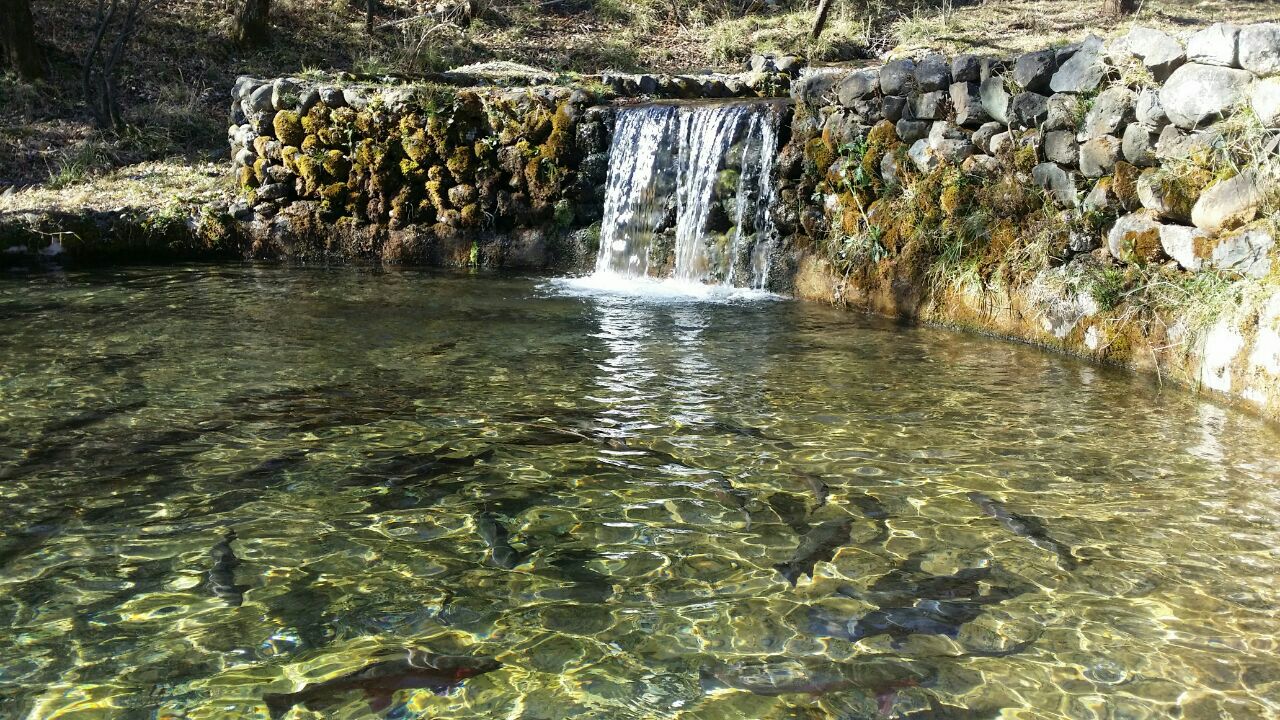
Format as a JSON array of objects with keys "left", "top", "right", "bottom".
[{"left": 772, "top": 22, "right": 1280, "bottom": 419}]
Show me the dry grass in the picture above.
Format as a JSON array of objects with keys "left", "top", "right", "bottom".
[{"left": 0, "top": 161, "right": 232, "bottom": 215}]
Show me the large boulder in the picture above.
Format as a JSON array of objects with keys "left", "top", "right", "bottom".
[
  {"left": 911, "top": 90, "right": 949, "bottom": 120},
  {"left": 1079, "top": 136, "right": 1121, "bottom": 177},
  {"left": 1253, "top": 78, "right": 1280, "bottom": 128},
  {"left": 979, "top": 76, "right": 1010, "bottom": 124},
  {"left": 1116, "top": 27, "right": 1185, "bottom": 81},
  {"left": 1159, "top": 63, "right": 1255, "bottom": 129},
  {"left": 879, "top": 59, "right": 916, "bottom": 96},
  {"left": 1009, "top": 91, "right": 1049, "bottom": 128},
  {"left": 1033, "top": 162, "right": 1078, "bottom": 207},
  {"left": 1239, "top": 23, "right": 1280, "bottom": 76},
  {"left": 916, "top": 54, "right": 952, "bottom": 92},
  {"left": 1210, "top": 225, "right": 1275, "bottom": 277},
  {"left": 1050, "top": 35, "right": 1107, "bottom": 93},
  {"left": 952, "top": 54, "right": 982, "bottom": 83},
  {"left": 1014, "top": 50, "right": 1057, "bottom": 92},
  {"left": 1107, "top": 210, "right": 1166, "bottom": 263},
  {"left": 1192, "top": 171, "right": 1262, "bottom": 233},
  {"left": 1158, "top": 224, "right": 1211, "bottom": 271},
  {"left": 1082, "top": 87, "right": 1135, "bottom": 139},
  {"left": 837, "top": 70, "right": 880, "bottom": 107},
  {"left": 1187, "top": 23, "right": 1240, "bottom": 67},
  {"left": 950, "top": 82, "right": 989, "bottom": 127}
]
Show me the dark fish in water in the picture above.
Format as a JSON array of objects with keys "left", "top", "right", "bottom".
[
  {"left": 538, "top": 550, "right": 614, "bottom": 603},
  {"left": 207, "top": 530, "right": 250, "bottom": 606},
  {"left": 797, "top": 472, "right": 829, "bottom": 507},
  {"left": 858, "top": 556, "right": 1028, "bottom": 607},
  {"left": 968, "top": 492, "right": 1081, "bottom": 570},
  {"left": 505, "top": 427, "right": 591, "bottom": 447},
  {"left": 766, "top": 492, "right": 810, "bottom": 535},
  {"left": 774, "top": 518, "right": 852, "bottom": 585},
  {"left": 235, "top": 450, "right": 310, "bottom": 482},
  {"left": 700, "top": 657, "right": 928, "bottom": 713},
  {"left": 808, "top": 600, "right": 983, "bottom": 645},
  {"left": 262, "top": 649, "right": 501, "bottom": 719},
  {"left": 44, "top": 399, "right": 148, "bottom": 433},
  {"left": 348, "top": 447, "right": 495, "bottom": 487},
  {"left": 897, "top": 697, "right": 1007, "bottom": 719},
  {"left": 476, "top": 513, "right": 525, "bottom": 569},
  {"left": 848, "top": 491, "right": 890, "bottom": 543}
]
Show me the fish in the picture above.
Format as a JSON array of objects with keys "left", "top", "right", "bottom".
[
  {"left": 858, "top": 556, "right": 1028, "bottom": 607},
  {"left": 896, "top": 697, "right": 1006, "bottom": 719},
  {"left": 774, "top": 517, "right": 853, "bottom": 585},
  {"left": 476, "top": 513, "right": 525, "bottom": 569},
  {"left": 848, "top": 490, "right": 891, "bottom": 543},
  {"left": 766, "top": 492, "right": 810, "bottom": 535},
  {"left": 797, "top": 472, "right": 829, "bottom": 507},
  {"left": 207, "top": 530, "right": 250, "bottom": 606},
  {"left": 262, "top": 649, "right": 501, "bottom": 719},
  {"left": 808, "top": 600, "right": 984, "bottom": 646},
  {"left": 347, "top": 447, "right": 495, "bottom": 487},
  {"left": 44, "top": 399, "right": 148, "bottom": 433},
  {"left": 700, "top": 656, "right": 928, "bottom": 710},
  {"left": 968, "top": 492, "right": 1081, "bottom": 571}
]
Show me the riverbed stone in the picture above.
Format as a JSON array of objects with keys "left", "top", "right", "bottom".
[
  {"left": 1107, "top": 210, "right": 1165, "bottom": 263},
  {"left": 911, "top": 90, "right": 949, "bottom": 120},
  {"left": 952, "top": 54, "right": 982, "bottom": 83},
  {"left": 1122, "top": 124, "right": 1158, "bottom": 167},
  {"left": 838, "top": 70, "right": 880, "bottom": 106},
  {"left": 1253, "top": 78, "right": 1280, "bottom": 128},
  {"left": 1083, "top": 178, "right": 1117, "bottom": 213},
  {"left": 1118, "top": 27, "right": 1186, "bottom": 81},
  {"left": 1159, "top": 223, "right": 1211, "bottom": 271},
  {"left": 1043, "top": 131, "right": 1078, "bottom": 166},
  {"left": 879, "top": 59, "right": 916, "bottom": 96},
  {"left": 1080, "top": 136, "right": 1121, "bottom": 177},
  {"left": 1014, "top": 49, "right": 1057, "bottom": 92},
  {"left": 1240, "top": 23, "right": 1280, "bottom": 76},
  {"left": 247, "top": 84, "right": 275, "bottom": 114},
  {"left": 1160, "top": 63, "right": 1255, "bottom": 129},
  {"left": 1083, "top": 86, "right": 1135, "bottom": 139},
  {"left": 979, "top": 77, "right": 1010, "bottom": 124},
  {"left": 1187, "top": 23, "right": 1240, "bottom": 67},
  {"left": 1135, "top": 88, "right": 1168, "bottom": 129},
  {"left": 972, "top": 121, "right": 1003, "bottom": 153},
  {"left": 1009, "top": 91, "right": 1049, "bottom": 128},
  {"left": 882, "top": 95, "right": 908, "bottom": 121},
  {"left": 950, "top": 82, "right": 989, "bottom": 127},
  {"left": 1044, "top": 93, "right": 1080, "bottom": 131},
  {"left": 1210, "top": 225, "right": 1275, "bottom": 277},
  {"left": 1050, "top": 35, "right": 1107, "bottom": 93},
  {"left": 916, "top": 54, "right": 952, "bottom": 92},
  {"left": 896, "top": 119, "right": 931, "bottom": 143},
  {"left": 1192, "top": 171, "right": 1262, "bottom": 233},
  {"left": 1033, "top": 162, "right": 1078, "bottom": 206}
]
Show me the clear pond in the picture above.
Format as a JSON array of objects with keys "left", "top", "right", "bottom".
[{"left": 1, "top": 267, "right": 1279, "bottom": 719}]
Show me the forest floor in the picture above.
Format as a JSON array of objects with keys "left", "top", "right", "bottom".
[{"left": 1, "top": 0, "right": 1276, "bottom": 208}]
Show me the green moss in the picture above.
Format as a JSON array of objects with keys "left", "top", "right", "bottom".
[
  {"left": 1013, "top": 144, "right": 1038, "bottom": 173},
  {"left": 274, "top": 110, "right": 305, "bottom": 147},
  {"left": 252, "top": 157, "right": 269, "bottom": 184},
  {"left": 1111, "top": 162, "right": 1140, "bottom": 211},
  {"left": 301, "top": 106, "right": 329, "bottom": 137},
  {"left": 322, "top": 150, "right": 351, "bottom": 179},
  {"left": 402, "top": 129, "right": 434, "bottom": 165},
  {"left": 294, "top": 153, "right": 324, "bottom": 196},
  {"left": 446, "top": 146, "right": 475, "bottom": 182},
  {"left": 301, "top": 134, "right": 320, "bottom": 152},
  {"left": 425, "top": 179, "right": 449, "bottom": 209},
  {"left": 1149, "top": 165, "right": 1213, "bottom": 218},
  {"left": 553, "top": 198, "right": 575, "bottom": 229},
  {"left": 281, "top": 145, "right": 300, "bottom": 173},
  {"left": 238, "top": 165, "right": 258, "bottom": 190},
  {"left": 460, "top": 203, "right": 482, "bottom": 227},
  {"left": 805, "top": 137, "right": 835, "bottom": 178}
]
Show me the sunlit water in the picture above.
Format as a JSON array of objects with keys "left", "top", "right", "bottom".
[{"left": 1, "top": 266, "right": 1279, "bottom": 720}]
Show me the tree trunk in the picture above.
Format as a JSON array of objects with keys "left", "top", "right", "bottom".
[
  {"left": 811, "top": 0, "right": 833, "bottom": 39},
  {"left": 1102, "top": 0, "right": 1137, "bottom": 16},
  {"left": 0, "top": 0, "right": 46, "bottom": 80},
  {"left": 233, "top": 0, "right": 271, "bottom": 47}
]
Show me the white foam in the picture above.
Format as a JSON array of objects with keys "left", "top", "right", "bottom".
[{"left": 542, "top": 274, "right": 783, "bottom": 304}]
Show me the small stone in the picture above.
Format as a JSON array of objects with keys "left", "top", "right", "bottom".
[
  {"left": 911, "top": 90, "right": 949, "bottom": 120},
  {"left": 246, "top": 84, "right": 274, "bottom": 113},
  {"left": 1154, "top": 124, "right": 1224, "bottom": 160},
  {"left": 1050, "top": 35, "right": 1107, "bottom": 93},
  {"left": 637, "top": 74, "right": 660, "bottom": 94},
  {"left": 299, "top": 87, "right": 320, "bottom": 114},
  {"left": 775, "top": 55, "right": 804, "bottom": 75},
  {"left": 256, "top": 182, "right": 291, "bottom": 202},
  {"left": 880, "top": 152, "right": 899, "bottom": 187},
  {"left": 1033, "top": 162, "right": 1078, "bottom": 206},
  {"left": 979, "top": 57, "right": 1007, "bottom": 81},
  {"left": 989, "top": 130, "right": 1014, "bottom": 155},
  {"left": 882, "top": 95, "right": 908, "bottom": 121},
  {"left": 1082, "top": 86, "right": 1135, "bottom": 139},
  {"left": 343, "top": 89, "right": 369, "bottom": 110},
  {"left": 1083, "top": 178, "right": 1116, "bottom": 213},
  {"left": 952, "top": 54, "right": 982, "bottom": 83},
  {"left": 1160, "top": 63, "right": 1255, "bottom": 129},
  {"left": 1043, "top": 131, "right": 1078, "bottom": 166},
  {"left": 895, "top": 119, "right": 931, "bottom": 143},
  {"left": 1008, "top": 92, "right": 1049, "bottom": 128},
  {"left": 319, "top": 87, "right": 346, "bottom": 108},
  {"left": 1210, "top": 226, "right": 1274, "bottom": 277},
  {"left": 1122, "top": 124, "right": 1158, "bottom": 167},
  {"left": 1252, "top": 78, "right": 1280, "bottom": 128},
  {"left": 1014, "top": 49, "right": 1057, "bottom": 92},
  {"left": 879, "top": 59, "right": 916, "bottom": 96},
  {"left": 448, "top": 184, "right": 478, "bottom": 207},
  {"left": 972, "top": 122, "right": 1004, "bottom": 153},
  {"left": 1107, "top": 210, "right": 1165, "bottom": 263},
  {"left": 908, "top": 139, "right": 939, "bottom": 172},
  {"left": 979, "top": 76, "right": 1010, "bottom": 124},
  {"left": 950, "top": 82, "right": 989, "bottom": 127},
  {"left": 1136, "top": 168, "right": 1195, "bottom": 221},
  {"left": 1044, "top": 93, "right": 1080, "bottom": 131},
  {"left": 1239, "top": 23, "right": 1280, "bottom": 76},
  {"left": 1135, "top": 88, "right": 1168, "bottom": 129},
  {"left": 1159, "top": 224, "right": 1211, "bottom": 271},
  {"left": 1119, "top": 27, "right": 1186, "bottom": 81},
  {"left": 1187, "top": 23, "right": 1240, "bottom": 68},
  {"left": 749, "top": 54, "right": 776, "bottom": 73},
  {"left": 916, "top": 54, "right": 952, "bottom": 92},
  {"left": 1192, "top": 171, "right": 1262, "bottom": 233},
  {"left": 961, "top": 154, "right": 1001, "bottom": 175},
  {"left": 271, "top": 78, "right": 300, "bottom": 111},
  {"left": 1079, "top": 136, "right": 1121, "bottom": 177},
  {"left": 838, "top": 70, "right": 880, "bottom": 106}
]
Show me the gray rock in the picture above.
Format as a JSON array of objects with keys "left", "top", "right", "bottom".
[
  {"left": 448, "top": 184, "right": 478, "bottom": 207},
  {"left": 1158, "top": 223, "right": 1210, "bottom": 271},
  {"left": 1050, "top": 35, "right": 1107, "bottom": 93},
  {"left": 1009, "top": 92, "right": 1049, "bottom": 128},
  {"left": 972, "top": 122, "right": 1004, "bottom": 153},
  {"left": 1044, "top": 93, "right": 1080, "bottom": 131},
  {"left": 883, "top": 95, "right": 908, "bottom": 121},
  {"left": 1079, "top": 136, "right": 1121, "bottom": 177},
  {"left": 1014, "top": 49, "right": 1057, "bottom": 92},
  {"left": 979, "top": 76, "right": 1010, "bottom": 124},
  {"left": 1122, "top": 124, "right": 1158, "bottom": 167},
  {"left": 929, "top": 120, "right": 967, "bottom": 143},
  {"left": 343, "top": 88, "right": 370, "bottom": 110},
  {"left": 299, "top": 87, "right": 321, "bottom": 114},
  {"left": 749, "top": 54, "right": 776, "bottom": 73},
  {"left": 258, "top": 138, "right": 282, "bottom": 161},
  {"left": 1033, "top": 162, "right": 1078, "bottom": 207},
  {"left": 916, "top": 54, "right": 952, "bottom": 92},
  {"left": 1069, "top": 226, "right": 1101, "bottom": 253},
  {"left": 775, "top": 55, "right": 804, "bottom": 75},
  {"left": 1083, "top": 179, "right": 1117, "bottom": 214},
  {"left": 1055, "top": 43, "right": 1081, "bottom": 67},
  {"left": 879, "top": 59, "right": 916, "bottom": 96},
  {"left": 264, "top": 164, "right": 294, "bottom": 184},
  {"left": 952, "top": 54, "right": 982, "bottom": 83},
  {"left": 1211, "top": 226, "right": 1274, "bottom": 277},
  {"left": 837, "top": 70, "right": 880, "bottom": 106},
  {"left": 935, "top": 139, "right": 976, "bottom": 165},
  {"left": 792, "top": 69, "right": 845, "bottom": 105},
  {"left": 233, "top": 147, "right": 255, "bottom": 168},
  {"left": 950, "top": 81, "right": 989, "bottom": 127},
  {"left": 1240, "top": 23, "right": 1280, "bottom": 76},
  {"left": 1192, "top": 171, "right": 1262, "bottom": 233},
  {"left": 1187, "top": 23, "right": 1239, "bottom": 68},
  {"left": 637, "top": 74, "right": 660, "bottom": 94},
  {"left": 908, "top": 139, "right": 939, "bottom": 173},
  {"left": 1044, "top": 130, "right": 1078, "bottom": 165},
  {"left": 1119, "top": 27, "right": 1186, "bottom": 81},
  {"left": 1082, "top": 86, "right": 1135, "bottom": 139},
  {"left": 1107, "top": 210, "right": 1164, "bottom": 262},
  {"left": 1154, "top": 125, "right": 1225, "bottom": 162},
  {"left": 1160, "top": 63, "right": 1255, "bottom": 129},
  {"left": 246, "top": 84, "right": 275, "bottom": 113},
  {"left": 319, "top": 86, "right": 347, "bottom": 108},
  {"left": 1135, "top": 88, "right": 1168, "bottom": 129},
  {"left": 256, "top": 182, "right": 292, "bottom": 203},
  {"left": 911, "top": 90, "right": 949, "bottom": 120},
  {"left": 233, "top": 75, "right": 263, "bottom": 100},
  {"left": 271, "top": 78, "right": 301, "bottom": 112},
  {"left": 1136, "top": 168, "right": 1192, "bottom": 221},
  {"left": 979, "top": 57, "right": 1007, "bottom": 81},
  {"left": 961, "top": 154, "right": 1001, "bottom": 175},
  {"left": 880, "top": 152, "right": 900, "bottom": 187},
  {"left": 989, "top": 130, "right": 1014, "bottom": 155},
  {"left": 895, "top": 119, "right": 931, "bottom": 143},
  {"left": 1253, "top": 77, "right": 1280, "bottom": 128}
]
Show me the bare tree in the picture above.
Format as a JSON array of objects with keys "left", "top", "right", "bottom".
[
  {"left": 811, "top": 0, "right": 833, "bottom": 39},
  {"left": 0, "top": 0, "right": 46, "bottom": 80},
  {"left": 1102, "top": 0, "right": 1138, "bottom": 16},
  {"left": 83, "top": 0, "right": 148, "bottom": 130},
  {"left": 233, "top": 0, "right": 271, "bottom": 47}
]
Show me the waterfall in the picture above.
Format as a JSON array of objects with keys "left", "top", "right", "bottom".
[{"left": 593, "top": 101, "right": 783, "bottom": 289}]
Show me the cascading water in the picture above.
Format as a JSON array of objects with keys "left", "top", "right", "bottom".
[{"left": 592, "top": 101, "right": 784, "bottom": 290}]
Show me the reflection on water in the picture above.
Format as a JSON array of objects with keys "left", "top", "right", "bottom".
[{"left": 1, "top": 266, "right": 1279, "bottom": 719}]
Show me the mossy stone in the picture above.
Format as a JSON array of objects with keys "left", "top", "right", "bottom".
[
  {"left": 274, "top": 110, "right": 305, "bottom": 147},
  {"left": 322, "top": 150, "right": 351, "bottom": 179}
]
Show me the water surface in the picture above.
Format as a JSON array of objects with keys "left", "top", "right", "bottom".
[{"left": 1, "top": 267, "right": 1278, "bottom": 719}]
